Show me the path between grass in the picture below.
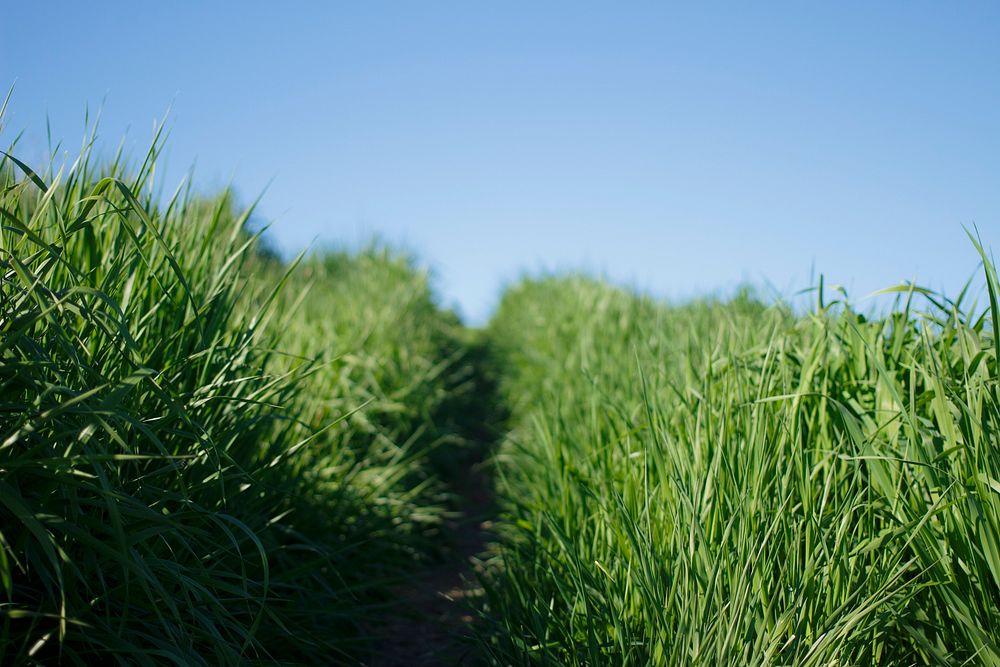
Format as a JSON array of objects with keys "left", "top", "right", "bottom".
[{"left": 364, "top": 457, "right": 496, "bottom": 667}]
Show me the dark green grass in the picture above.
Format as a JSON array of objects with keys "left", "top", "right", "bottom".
[{"left": 0, "top": 132, "right": 475, "bottom": 664}]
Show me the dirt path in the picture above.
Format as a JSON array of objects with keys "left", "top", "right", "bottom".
[
  {"left": 363, "top": 339, "right": 504, "bottom": 666},
  {"left": 363, "top": 460, "right": 496, "bottom": 667}
]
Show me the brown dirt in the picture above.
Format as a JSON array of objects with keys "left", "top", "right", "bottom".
[{"left": 363, "top": 462, "right": 496, "bottom": 667}]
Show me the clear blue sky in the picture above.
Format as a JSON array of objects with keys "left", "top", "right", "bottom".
[{"left": 3, "top": 2, "right": 998, "bottom": 323}]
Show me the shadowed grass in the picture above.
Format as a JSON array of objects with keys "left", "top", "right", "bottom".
[{"left": 0, "top": 129, "right": 473, "bottom": 664}]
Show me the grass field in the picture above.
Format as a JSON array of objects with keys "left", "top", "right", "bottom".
[
  {"left": 478, "top": 271, "right": 1000, "bottom": 665},
  {"left": 2, "top": 128, "right": 999, "bottom": 665},
  {"left": 0, "top": 135, "right": 484, "bottom": 664}
]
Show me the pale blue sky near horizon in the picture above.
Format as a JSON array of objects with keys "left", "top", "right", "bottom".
[{"left": 2, "top": 2, "right": 998, "bottom": 323}]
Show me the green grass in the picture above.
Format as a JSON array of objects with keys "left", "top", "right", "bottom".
[
  {"left": 0, "top": 132, "right": 476, "bottom": 664},
  {"left": 477, "top": 269, "right": 1000, "bottom": 665},
  {"left": 4, "top": 117, "right": 1000, "bottom": 666}
]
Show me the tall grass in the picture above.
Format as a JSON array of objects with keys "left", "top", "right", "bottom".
[
  {"left": 6, "top": 115, "right": 998, "bottom": 666},
  {"left": 479, "top": 267, "right": 1000, "bottom": 665},
  {"left": 0, "top": 132, "right": 471, "bottom": 663}
]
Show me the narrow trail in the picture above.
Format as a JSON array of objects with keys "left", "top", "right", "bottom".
[
  {"left": 364, "top": 460, "right": 496, "bottom": 667},
  {"left": 364, "top": 340, "right": 504, "bottom": 666}
]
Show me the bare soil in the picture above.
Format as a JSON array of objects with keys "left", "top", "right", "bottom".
[{"left": 363, "top": 462, "right": 496, "bottom": 667}]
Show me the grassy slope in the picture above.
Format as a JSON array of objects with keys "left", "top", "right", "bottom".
[
  {"left": 479, "top": 273, "right": 1000, "bottom": 665},
  {"left": 0, "top": 142, "right": 473, "bottom": 664}
]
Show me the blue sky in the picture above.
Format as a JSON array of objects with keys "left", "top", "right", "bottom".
[{"left": 3, "top": 2, "right": 998, "bottom": 322}]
